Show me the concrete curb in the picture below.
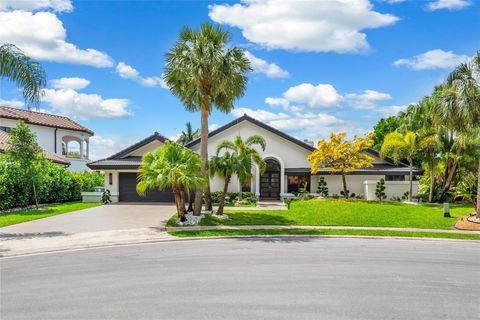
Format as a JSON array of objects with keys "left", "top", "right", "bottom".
[{"left": 166, "top": 224, "right": 480, "bottom": 234}]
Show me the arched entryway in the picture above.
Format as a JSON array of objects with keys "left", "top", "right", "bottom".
[{"left": 260, "top": 158, "right": 281, "bottom": 199}]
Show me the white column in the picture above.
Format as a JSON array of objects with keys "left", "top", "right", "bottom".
[
  {"left": 255, "top": 165, "right": 260, "bottom": 197},
  {"left": 79, "top": 140, "right": 84, "bottom": 159},
  {"left": 86, "top": 139, "right": 89, "bottom": 160},
  {"left": 280, "top": 163, "right": 285, "bottom": 197}
]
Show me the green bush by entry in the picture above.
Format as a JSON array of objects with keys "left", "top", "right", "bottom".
[
  {"left": 0, "top": 159, "right": 104, "bottom": 210},
  {"left": 210, "top": 191, "right": 257, "bottom": 205}
]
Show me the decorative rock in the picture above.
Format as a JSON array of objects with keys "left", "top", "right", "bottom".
[{"left": 175, "top": 212, "right": 229, "bottom": 226}]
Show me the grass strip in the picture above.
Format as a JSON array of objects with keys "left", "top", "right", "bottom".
[{"left": 168, "top": 228, "right": 480, "bottom": 241}]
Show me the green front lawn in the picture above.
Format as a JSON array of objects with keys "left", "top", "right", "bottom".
[
  {"left": 168, "top": 229, "right": 480, "bottom": 241},
  {"left": 168, "top": 199, "right": 473, "bottom": 230},
  {"left": 0, "top": 202, "right": 102, "bottom": 228}
]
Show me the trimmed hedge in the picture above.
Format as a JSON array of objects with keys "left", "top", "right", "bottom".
[{"left": 0, "top": 159, "right": 104, "bottom": 210}]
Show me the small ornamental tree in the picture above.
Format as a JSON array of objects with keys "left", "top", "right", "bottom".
[
  {"left": 4, "top": 121, "right": 46, "bottom": 209},
  {"left": 308, "top": 132, "right": 375, "bottom": 199},
  {"left": 375, "top": 178, "right": 387, "bottom": 201},
  {"left": 317, "top": 177, "right": 328, "bottom": 197}
]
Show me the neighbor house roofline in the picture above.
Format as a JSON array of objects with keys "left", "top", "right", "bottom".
[
  {"left": 185, "top": 114, "right": 317, "bottom": 152},
  {"left": 0, "top": 106, "right": 94, "bottom": 135}
]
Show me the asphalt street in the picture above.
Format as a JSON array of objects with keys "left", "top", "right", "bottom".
[{"left": 1, "top": 237, "right": 479, "bottom": 320}]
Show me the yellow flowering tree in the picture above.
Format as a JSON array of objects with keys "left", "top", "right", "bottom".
[{"left": 308, "top": 132, "right": 375, "bottom": 199}]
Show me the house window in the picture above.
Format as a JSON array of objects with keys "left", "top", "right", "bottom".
[
  {"left": 0, "top": 126, "right": 11, "bottom": 133},
  {"left": 385, "top": 175, "right": 405, "bottom": 181},
  {"left": 287, "top": 175, "right": 311, "bottom": 193},
  {"left": 109, "top": 173, "right": 113, "bottom": 185}
]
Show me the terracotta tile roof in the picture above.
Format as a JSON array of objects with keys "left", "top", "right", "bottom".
[
  {"left": 0, "top": 130, "right": 70, "bottom": 166},
  {"left": 0, "top": 107, "right": 93, "bottom": 135}
]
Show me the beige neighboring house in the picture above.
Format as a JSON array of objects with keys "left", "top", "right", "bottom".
[
  {"left": 0, "top": 107, "right": 94, "bottom": 172},
  {"left": 88, "top": 114, "right": 421, "bottom": 203}
]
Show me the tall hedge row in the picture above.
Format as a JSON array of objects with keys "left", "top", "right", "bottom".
[{"left": 0, "top": 159, "right": 104, "bottom": 210}]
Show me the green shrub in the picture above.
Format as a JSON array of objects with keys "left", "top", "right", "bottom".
[
  {"left": 0, "top": 158, "right": 104, "bottom": 210},
  {"left": 375, "top": 179, "right": 387, "bottom": 201},
  {"left": 317, "top": 177, "right": 328, "bottom": 197}
]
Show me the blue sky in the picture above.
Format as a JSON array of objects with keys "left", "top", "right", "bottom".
[{"left": 0, "top": 0, "right": 478, "bottom": 159}]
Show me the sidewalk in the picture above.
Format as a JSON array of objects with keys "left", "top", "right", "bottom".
[{"left": 0, "top": 227, "right": 174, "bottom": 257}]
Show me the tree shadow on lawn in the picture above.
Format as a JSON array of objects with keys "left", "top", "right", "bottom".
[{"left": 200, "top": 212, "right": 296, "bottom": 226}]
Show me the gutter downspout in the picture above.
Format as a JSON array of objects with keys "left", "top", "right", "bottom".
[{"left": 54, "top": 128, "right": 58, "bottom": 154}]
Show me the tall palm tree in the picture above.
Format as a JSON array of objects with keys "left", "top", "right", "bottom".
[
  {"left": 177, "top": 122, "right": 200, "bottom": 146},
  {"left": 165, "top": 23, "right": 251, "bottom": 215},
  {"left": 0, "top": 44, "right": 46, "bottom": 110},
  {"left": 417, "top": 128, "right": 441, "bottom": 203},
  {"left": 209, "top": 151, "right": 249, "bottom": 215},
  {"left": 381, "top": 131, "right": 419, "bottom": 202},
  {"left": 136, "top": 141, "right": 203, "bottom": 222},
  {"left": 216, "top": 135, "right": 266, "bottom": 200},
  {"left": 434, "top": 52, "right": 480, "bottom": 209}
]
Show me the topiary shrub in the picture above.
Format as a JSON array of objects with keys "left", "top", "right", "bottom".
[
  {"left": 317, "top": 177, "right": 328, "bottom": 197},
  {"left": 375, "top": 178, "right": 387, "bottom": 201}
]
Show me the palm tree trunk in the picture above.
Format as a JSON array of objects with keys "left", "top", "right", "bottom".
[
  {"left": 409, "top": 160, "right": 413, "bottom": 202},
  {"left": 341, "top": 172, "right": 348, "bottom": 199},
  {"left": 187, "top": 190, "right": 193, "bottom": 213},
  {"left": 194, "top": 107, "right": 210, "bottom": 215},
  {"left": 429, "top": 159, "right": 435, "bottom": 203},
  {"left": 205, "top": 177, "right": 213, "bottom": 211},
  {"left": 32, "top": 181, "right": 39, "bottom": 210},
  {"left": 174, "top": 186, "right": 187, "bottom": 221},
  {"left": 439, "top": 157, "right": 460, "bottom": 201},
  {"left": 217, "top": 175, "right": 231, "bottom": 216},
  {"left": 476, "top": 159, "right": 480, "bottom": 219}
]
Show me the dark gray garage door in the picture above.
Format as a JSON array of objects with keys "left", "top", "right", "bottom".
[{"left": 119, "top": 172, "right": 175, "bottom": 202}]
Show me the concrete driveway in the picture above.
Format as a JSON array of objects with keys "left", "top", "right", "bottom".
[{"left": 0, "top": 203, "right": 176, "bottom": 236}]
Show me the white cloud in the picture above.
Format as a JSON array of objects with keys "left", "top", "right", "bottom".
[
  {"left": 244, "top": 51, "right": 289, "bottom": 78},
  {"left": 0, "top": 0, "right": 73, "bottom": 12},
  {"left": 264, "top": 97, "right": 303, "bottom": 112},
  {"left": 42, "top": 82, "right": 132, "bottom": 120},
  {"left": 50, "top": 77, "right": 90, "bottom": 90},
  {"left": 0, "top": 11, "right": 114, "bottom": 67},
  {"left": 0, "top": 99, "right": 25, "bottom": 108},
  {"left": 116, "top": 62, "right": 167, "bottom": 88},
  {"left": 209, "top": 124, "right": 221, "bottom": 131},
  {"left": 427, "top": 0, "right": 471, "bottom": 11},
  {"left": 283, "top": 83, "right": 343, "bottom": 108},
  {"left": 394, "top": 49, "right": 470, "bottom": 70},
  {"left": 209, "top": 0, "right": 398, "bottom": 53},
  {"left": 378, "top": 105, "right": 408, "bottom": 116},
  {"left": 346, "top": 90, "right": 392, "bottom": 109},
  {"left": 89, "top": 135, "right": 132, "bottom": 160},
  {"left": 232, "top": 107, "right": 290, "bottom": 122},
  {"left": 230, "top": 107, "right": 348, "bottom": 140}
]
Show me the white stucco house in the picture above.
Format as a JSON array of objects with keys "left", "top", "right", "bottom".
[
  {"left": 88, "top": 114, "right": 421, "bottom": 203},
  {"left": 0, "top": 107, "right": 93, "bottom": 172}
]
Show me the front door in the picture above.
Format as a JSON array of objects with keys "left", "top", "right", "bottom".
[{"left": 260, "top": 159, "right": 281, "bottom": 199}]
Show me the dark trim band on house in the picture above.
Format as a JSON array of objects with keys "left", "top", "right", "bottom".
[
  {"left": 185, "top": 114, "right": 316, "bottom": 152},
  {"left": 284, "top": 165, "right": 423, "bottom": 176}
]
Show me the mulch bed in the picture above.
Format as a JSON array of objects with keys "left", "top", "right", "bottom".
[{"left": 455, "top": 214, "right": 480, "bottom": 231}]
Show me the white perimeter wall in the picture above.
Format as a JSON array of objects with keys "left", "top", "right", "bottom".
[{"left": 364, "top": 180, "right": 419, "bottom": 201}]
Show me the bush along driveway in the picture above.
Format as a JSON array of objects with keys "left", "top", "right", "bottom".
[{"left": 166, "top": 199, "right": 480, "bottom": 241}]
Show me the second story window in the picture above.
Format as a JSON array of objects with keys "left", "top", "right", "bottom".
[{"left": 0, "top": 126, "right": 12, "bottom": 133}]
